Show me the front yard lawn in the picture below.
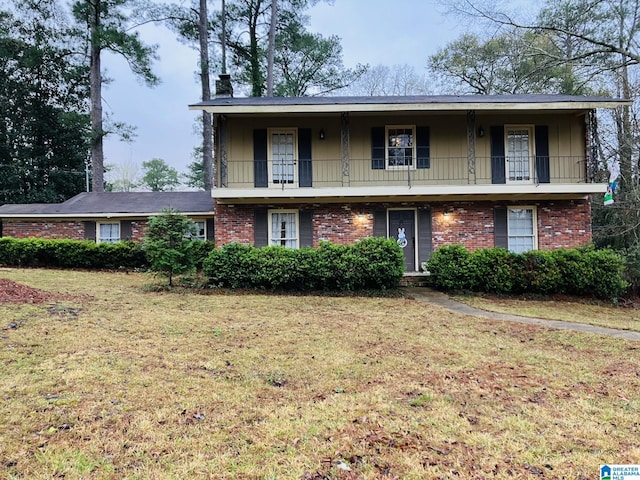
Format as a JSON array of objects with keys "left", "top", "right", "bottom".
[
  {"left": 1, "top": 268, "right": 638, "bottom": 479},
  {"left": 453, "top": 292, "right": 640, "bottom": 332}
]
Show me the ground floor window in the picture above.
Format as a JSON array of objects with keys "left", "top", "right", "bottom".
[
  {"left": 192, "top": 221, "right": 206, "bottom": 241},
  {"left": 98, "top": 222, "right": 120, "bottom": 243},
  {"left": 269, "top": 210, "right": 298, "bottom": 248},
  {"left": 507, "top": 207, "right": 537, "bottom": 253}
]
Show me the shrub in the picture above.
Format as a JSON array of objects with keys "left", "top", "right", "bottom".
[
  {"left": 471, "top": 248, "right": 514, "bottom": 293},
  {"left": 621, "top": 244, "right": 640, "bottom": 296},
  {"left": 583, "top": 248, "right": 628, "bottom": 300},
  {"left": 204, "top": 242, "right": 258, "bottom": 288},
  {"left": 202, "top": 237, "right": 404, "bottom": 292},
  {"left": 514, "top": 250, "right": 562, "bottom": 294},
  {"left": 425, "top": 245, "right": 628, "bottom": 300},
  {"left": 191, "top": 240, "right": 217, "bottom": 270},
  {"left": 551, "top": 247, "right": 594, "bottom": 295},
  {"left": 353, "top": 237, "right": 406, "bottom": 289},
  {"left": 0, "top": 237, "right": 145, "bottom": 269},
  {"left": 425, "top": 244, "right": 477, "bottom": 291}
]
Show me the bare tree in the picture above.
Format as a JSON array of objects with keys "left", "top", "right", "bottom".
[{"left": 338, "top": 64, "right": 431, "bottom": 96}]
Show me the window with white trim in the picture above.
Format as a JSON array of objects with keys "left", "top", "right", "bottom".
[
  {"left": 507, "top": 207, "right": 537, "bottom": 253},
  {"left": 505, "top": 125, "right": 533, "bottom": 182},
  {"left": 268, "top": 128, "right": 298, "bottom": 186},
  {"left": 268, "top": 210, "right": 299, "bottom": 248},
  {"left": 386, "top": 125, "right": 415, "bottom": 168},
  {"left": 97, "top": 222, "right": 120, "bottom": 243}
]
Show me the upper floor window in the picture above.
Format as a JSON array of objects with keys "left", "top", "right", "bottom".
[
  {"left": 386, "top": 125, "right": 415, "bottom": 168},
  {"left": 269, "top": 209, "right": 298, "bottom": 248},
  {"left": 506, "top": 125, "right": 533, "bottom": 182},
  {"left": 98, "top": 222, "right": 120, "bottom": 243},
  {"left": 372, "top": 125, "right": 428, "bottom": 171},
  {"left": 268, "top": 128, "right": 298, "bottom": 186}
]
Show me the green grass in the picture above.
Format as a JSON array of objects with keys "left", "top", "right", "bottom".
[{"left": 1, "top": 268, "right": 639, "bottom": 479}]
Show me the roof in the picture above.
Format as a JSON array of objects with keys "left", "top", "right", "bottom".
[
  {"left": 0, "top": 192, "right": 214, "bottom": 218},
  {"left": 189, "top": 94, "right": 632, "bottom": 115}
]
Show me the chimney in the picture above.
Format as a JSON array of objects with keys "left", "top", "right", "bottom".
[{"left": 215, "top": 74, "right": 233, "bottom": 97}]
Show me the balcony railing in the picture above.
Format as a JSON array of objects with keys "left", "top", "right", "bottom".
[{"left": 219, "top": 156, "right": 598, "bottom": 189}]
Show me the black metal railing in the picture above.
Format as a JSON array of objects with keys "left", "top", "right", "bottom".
[{"left": 218, "top": 156, "right": 593, "bottom": 189}]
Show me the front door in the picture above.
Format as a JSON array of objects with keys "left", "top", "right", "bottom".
[
  {"left": 506, "top": 126, "right": 533, "bottom": 182},
  {"left": 269, "top": 129, "right": 298, "bottom": 187},
  {"left": 388, "top": 210, "right": 416, "bottom": 271}
]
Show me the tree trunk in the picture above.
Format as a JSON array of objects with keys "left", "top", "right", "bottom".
[
  {"left": 266, "top": 0, "right": 277, "bottom": 96},
  {"left": 199, "top": 0, "right": 214, "bottom": 191},
  {"left": 90, "top": 1, "right": 104, "bottom": 192},
  {"left": 249, "top": 1, "right": 263, "bottom": 97}
]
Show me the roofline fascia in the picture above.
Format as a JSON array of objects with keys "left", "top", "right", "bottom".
[
  {"left": 189, "top": 100, "right": 632, "bottom": 115},
  {"left": 0, "top": 212, "right": 214, "bottom": 219}
]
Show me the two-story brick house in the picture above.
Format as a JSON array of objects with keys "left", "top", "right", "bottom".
[{"left": 191, "top": 88, "right": 629, "bottom": 271}]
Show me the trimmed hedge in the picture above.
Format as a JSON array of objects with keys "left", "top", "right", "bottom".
[
  {"left": 426, "top": 245, "right": 628, "bottom": 300},
  {"left": 203, "top": 237, "right": 405, "bottom": 291},
  {"left": 0, "top": 237, "right": 215, "bottom": 271},
  {"left": 0, "top": 238, "right": 147, "bottom": 269}
]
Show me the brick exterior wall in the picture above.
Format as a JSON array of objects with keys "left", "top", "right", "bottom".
[
  {"left": 214, "top": 199, "right": 593, "bottom": 250},
  {"left": 2, "top": 220, "right": 86, "bottom": 240},
  {"left": 3, "top": 199, "right": 592, "bottom": 251},
  {"left": 129, "top": 221, "right": 147, "bottom": 242},
  {"left": 537, "top": 201, "right": 591, "bottom": 249},
  {"left": 430, "top": 200, "right": 592, "bottom": 251},
  {"left": 313, "top": 205, "right": 374, "bottom": 246},
  {"left": 1, "top": 219, "right": 149, "bottom": 242},
  {"left": 214, "top": 204, "right": 256, "bottom": 245}
]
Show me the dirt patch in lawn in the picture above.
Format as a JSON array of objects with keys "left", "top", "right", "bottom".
[{"left": 0, "top": 278, "right": 75, "bottom": 304}]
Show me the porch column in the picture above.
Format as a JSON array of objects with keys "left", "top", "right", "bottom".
[
  {"left": 341, "top": 112, "right": 350, "bottom": 186},
  {"left": 466, "top": 110, "right": 477, "bottom": 184},
  {"left": 215, "top": 114, "right": 229, "bottom": 187},
  {"left": 586, "top": 109, "right": 599, "bottom": 183}
]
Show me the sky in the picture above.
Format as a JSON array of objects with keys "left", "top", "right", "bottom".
[{"left": 100, "top": 0, "right": 488, "bottom": 183}]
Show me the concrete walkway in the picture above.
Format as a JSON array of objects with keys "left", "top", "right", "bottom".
[{"left": 406, "top": 287, "right": 640, "bottom": 341}]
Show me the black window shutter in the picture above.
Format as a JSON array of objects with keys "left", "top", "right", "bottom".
[
  {"left": 417, "top": 209, "right": 433, "bottom": 268},
  {"left": 416, "top": 126, "right": 430, "bottom": 169},
  {"left": 298, "top": 128, "right": 313, "bottom": 187},
  {"left": 254, "top": 208, "right": 268, "bottom": 247},
  {"left": 0, "top": 220, "right": 3, "bottom": 238},
  {"left": 206, "top": 218, "right": 215, "bottom": 242},
  {"left": 83, "top": 221, "right": 96, "bottom": 241},
  {"left": 299, "top": 209, "right": 313, "bottom": 247},
  {"left": 535, "top": 125, "right": 550, "bottom": 183},
  {"left": 373, "top": 210, "right": 387, "bottom": 237},
  {"left": 371, "top": 127, "right": 385, "bottom": 170},
  {"left": 494, "top": 207, "right": 508, "bottom": 249},
  {"left": 253, "top": 129, "right": 268, "bottom": 188},
  {"left": 120, "top": 220, "right": 132, "bottom": 240},
  {"left": 490, "top": 126, "right": 506, "bottom": 184}
]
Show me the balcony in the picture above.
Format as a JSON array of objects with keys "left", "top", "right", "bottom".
[{"left": 214, "top": 156, "right": 608, "bottom": 203}]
